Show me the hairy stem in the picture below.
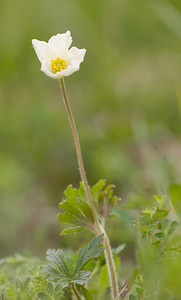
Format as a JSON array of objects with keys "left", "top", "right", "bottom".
[
  {"left": 59, "top": 78, "right": 118, "bottom": 299},
  {"left": 103, "top": 229, "right": 119, "bottom": 299}
]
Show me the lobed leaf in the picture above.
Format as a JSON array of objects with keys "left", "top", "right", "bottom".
[
  {"left": 64, "top": 184, "right": 79, "bottom": 198},
  {"left": 60, "top": 226, "right": 84, "bottom": 236},
  {"left": 74, "top": 234, "right": 104, "bottom": 275},
  {"left": 58, "top": 183, "right": 94, "bottom": 232},
  {"left": 58, "top": 212, "right": 81, "bottom": 226},
  {"left": 46, "top": 249, "right": 70, "bottom": 277},
  {"left": 59, "top": 197, "right": 86, "bottom": 220},
  {"left": 91, "top": 180, "right": 106, "bottom": 202},
  {"left": 72, "top": 270, "right": 91, "bottom": 285}
]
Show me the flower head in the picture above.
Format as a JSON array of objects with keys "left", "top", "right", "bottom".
[{"left": 32, "top": 31, "right": 86, "bottom": 79}]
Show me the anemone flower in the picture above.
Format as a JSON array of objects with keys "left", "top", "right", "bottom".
[{"left": 32, "top": 31, "right": 86, "bottom": 79}]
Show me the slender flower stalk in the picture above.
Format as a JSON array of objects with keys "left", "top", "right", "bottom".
[{"left": 59, "top": 78, "right": 118, "bottom": 299}]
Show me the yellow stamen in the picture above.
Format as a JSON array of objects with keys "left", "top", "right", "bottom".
[{"left": 51, "top": 57, "right": 67, "bottom": 74}]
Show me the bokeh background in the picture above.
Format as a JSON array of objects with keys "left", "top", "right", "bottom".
[{"left": 0, "top": 0, "right": 181, "bottom": 256}]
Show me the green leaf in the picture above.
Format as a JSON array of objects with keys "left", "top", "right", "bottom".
[
  {"left": 78, "top": 182, "right": 87, "bottom": 202},
  {"left": 109, "top": 195, "right": 119, "bottom": 206},
  {"left": 154, "top": 194, "right": 167, "bottom": 207},
  {"left": 60, "top": 226, "right": 84, "bottom": 236},
  {"left": 104, "top": 184, "right": 115, "bottom": 198},
  {"left": 167, "top": 221, "right": 178, "bottom": 236},
  {"left": 46, "top": 282, "right": 54, "bottom": 294},
  {"left": 142, "top": 208, "right": 154, "bottom": 216},
  {"left": 81, "top": 286, "right": 94, "bottom": 300},
  {"left": 37, "top": 292, "right": 49, "bottom": 299},
  {"left": 154, "top": 232, "right": 165, "bottom": 238},
  {"left": 98, "top": 264, "right": 109, "bottom": 300},
  {"left": 136, "top": 286, "right": 144, "bottom": 296},
  {"left": 107, "top": 213, "right": 120, "bottom": 218},
  {"left": 45, "top": 264, "right": 70, "bottom": 288},
  {"left": 153, "top": 208, "right": 169, "bottom": 219},
  {"left": 163, "top": 219, "right": 170, "bottom": 229},
  {"left": 91, "top": 180, "right": 106, "bottom": 201},
  {"left": 91, "top": 180, "right": 119, "bottom": 218},
  {"left": 152, "top": 239, "right": 162, "bottom": 248},
  {"left": 76, "top": 201, "right": 94, "bottom": 223},
  {"left": 45, "top": 236, "right": 104, "bottom": 291},
  {"left": 59, "top": 198, "right": 86, "bottom": 220},
  {"left": 147, "top": 224, "right": 157, "bottom": 234},
  {"left": 56, "top": 277, "right": 71, "bottom": 289},
  {"left": 46, "top": 249, "right": 70, "bottom": 277},
  {"left": 59, "top": 180, "right": 119, "bottom": 233},
  {"left": 74, "top": 234, "right": 104, "bottom": 275},
  {"left": 64, "top": 184, "right": 79, "bottom": 198},
  {"left": 58, "top": 183, "right": 94, "bottom": 232},
  {"left": 129, "top": 295, "right": 137, "bottom": 300},
  {"left": 58, "top": 212, "right": 81, "bottom": 226},
  {"left": 157, "top": 222, "right": 162, "bottom": 230},
  {"left": 170, "top": 184, "right": 181, "bottom": 215},
  {"left": 55, "top": 284, "right": 63, "bottom": 298},
  {"left": 112, "top": 244, "right": 126, "bottom": 255},
  {"left": 72, "top": 270, "right": 91, "bottom": 285}
]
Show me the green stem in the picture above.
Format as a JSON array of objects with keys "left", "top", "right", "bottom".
[
  {"left": 59, "top": 78, "right": 118, "bottom": 299},
  {"left": 71, "top": 283, "right": 81, "bottom": 300},
  {"left": 103, "top": 227, "right": 119, "bottom": 299}
]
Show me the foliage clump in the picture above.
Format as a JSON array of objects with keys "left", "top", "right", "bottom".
[
  {"left": 2, "top": 184, "right": 181, "bottom": 299},
  {"left": 58, "top": 180, "right": 119, "bottom": 235}
]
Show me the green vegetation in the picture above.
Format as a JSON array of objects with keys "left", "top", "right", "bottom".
[
  {"left": 1, "top": 0, "right": 181, "bottom": 298},
  {"left": 1, "top": 189, "right": 181, "bottom": 298}
]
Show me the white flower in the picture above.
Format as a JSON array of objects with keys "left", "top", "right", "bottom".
[{"left": 32, "top": 31, "right": 86, "bottom": 79}]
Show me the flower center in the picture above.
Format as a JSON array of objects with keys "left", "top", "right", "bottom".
[{"left": 51, "top": 57, "right": 67, "bottom": 73}]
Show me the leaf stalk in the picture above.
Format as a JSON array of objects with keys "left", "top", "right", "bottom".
[{"left": 71, "top": 283, "right": 81, "bottom": 300}]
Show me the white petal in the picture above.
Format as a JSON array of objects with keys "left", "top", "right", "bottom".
[
  {"left": 48, "top": 31, "right": 72, "bottom": 57},
  {"left": 68, "top": 47, "right": 86, "bottom": 63},
  {"left": 59, "top": 47, "right": 86, "bottom": 77},
  {"left": 32, "top": 39, "right": 54, "bottom": 63},
  {"left": 59, "top": 64, "right": 80, "bottom": 77}
]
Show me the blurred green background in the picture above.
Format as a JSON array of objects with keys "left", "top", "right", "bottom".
[{"left": 0, "top": 0, "right": 181, "bottom": 256}]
